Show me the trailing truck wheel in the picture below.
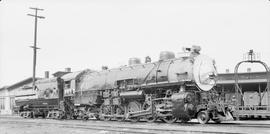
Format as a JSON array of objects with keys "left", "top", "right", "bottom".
[
  {"left": 197, "top": 111, "right": 210, "bottom": 124},
  {"left": 161, "top": 116, "right": 178, "bottom": 124}
]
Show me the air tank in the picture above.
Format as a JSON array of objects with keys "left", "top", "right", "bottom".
[{"left": 159, "top": 51, "right": 175, "bottom": 61}]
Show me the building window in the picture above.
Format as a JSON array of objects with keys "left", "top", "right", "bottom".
[{"left": 0, "top": 97, "right": 5, "bottom": 110}]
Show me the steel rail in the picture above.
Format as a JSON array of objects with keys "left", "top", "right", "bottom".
[{"left": 2, "top": 119, "right": 269, "bottom": 134}]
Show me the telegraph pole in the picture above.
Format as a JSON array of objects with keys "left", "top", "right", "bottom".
[{"left": 27, "top": 7, "right": 45, "bottom": 90}]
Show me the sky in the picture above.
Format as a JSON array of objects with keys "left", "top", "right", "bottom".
[{"left": 0, "top": 0, "right": 270, "bottom": 87}]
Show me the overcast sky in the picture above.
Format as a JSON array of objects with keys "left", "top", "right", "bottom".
[{"left": 0, "top": 0, "right": 270, "bottom": 87}]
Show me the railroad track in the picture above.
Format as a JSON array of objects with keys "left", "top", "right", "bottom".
[
  {"left": 2, "top": 118, "right": 267, "bottom": 134},
  {"left": 208, "top": 122, "right": 270, "bottom": 129}
]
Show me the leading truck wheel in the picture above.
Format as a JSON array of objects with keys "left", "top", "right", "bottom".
[{"left": 197, "top": 111, "right": 210, "bottom": 124}]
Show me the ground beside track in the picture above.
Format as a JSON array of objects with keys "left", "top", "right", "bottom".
[{"left": 0, "top": 116, "right": 270, "bottom": 134}]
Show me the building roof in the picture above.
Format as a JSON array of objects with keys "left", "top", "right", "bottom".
[
  {"left": 217, "top": 71, "right": 269, "bottom": 84},
  {"left": 0, "top": 86, "right": 8, "bottom": 91},
  {"left": 6, "top": 77, "right": 41, "bottom": 90}
]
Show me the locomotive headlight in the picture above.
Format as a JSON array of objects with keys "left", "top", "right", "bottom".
[{"left": 193, "top": 55, "right": 217, "bottom": 91}]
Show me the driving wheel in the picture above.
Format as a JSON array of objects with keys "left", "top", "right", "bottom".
[{"left": 127, "top": 101, "right": 141, "bottom": 122}]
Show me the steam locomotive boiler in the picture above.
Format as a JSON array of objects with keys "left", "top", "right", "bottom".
[
  {"left": 16, "top": 46, "right": 233, "bottom": 124},
  {"left": 73, "top": 46, "right": 233, "bottom": 124}
]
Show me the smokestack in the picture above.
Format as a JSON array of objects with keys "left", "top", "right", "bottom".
[
  {"left": 247, "top": 68, "right": 251, "bottom": 73},
  {"left": 65, "top": 68, "right": 71, "bottom": 72},
  {"left": 225, "top": 69, "right": 230, "bottom": 73},
  {"left": 45, "top": 71, "right": 49, "bottom": 78}
]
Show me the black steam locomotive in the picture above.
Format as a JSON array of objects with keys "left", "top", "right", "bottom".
[{"left": 16, "top": 46, "right": 233, "bottom": 124}]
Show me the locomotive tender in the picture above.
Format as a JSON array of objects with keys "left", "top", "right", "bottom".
[{"left": 16, "top": 46, "right": 233, "bottom": 124}]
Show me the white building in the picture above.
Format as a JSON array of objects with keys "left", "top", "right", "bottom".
[
  {"left": 0, "top": 77, "right": 39, "bottom": 115},
  {"left": 0, "top": 86, "right": 10, "bottom": 115}
]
